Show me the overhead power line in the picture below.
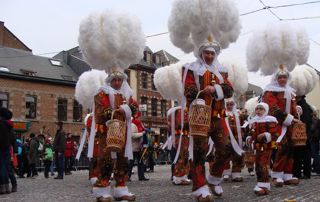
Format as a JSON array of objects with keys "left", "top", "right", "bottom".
[
  {"left": 281, "top": 16, "right": 320, "bottom": 21},
  {"left": 146, "top": 32, "right": 169, "bottom": 38},
  {"left": 2, "top": 1, "right": 320, "bottom": 59},
  {"left": 270, "top": 1, "right": 320, "bottom": 9},
  {"left": 257, "top": 0, "right": 320, "bottom": 21},
  {"left": 240, "top": 7, "right": 267, "bottom": 16},
  {"left": 258, "top": 0, "right": 282, "bottom": 20}
]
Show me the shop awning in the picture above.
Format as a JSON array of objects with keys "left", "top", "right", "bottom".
[{"left": 13, "top": 120, "right": 31, "bottom": 133}]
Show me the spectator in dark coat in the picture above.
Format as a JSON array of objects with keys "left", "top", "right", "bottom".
[
  {"left": 0, "top": 107, "right": 13, "bottom": 194},
  {"left": 310, "top": 111, "right": 320, "bottom": 173},
  {"left": 293, "top": 96, "right": 314, "bottom": 179},
  {"left": 21, "top": 139, "right": 31, "bottom": 177},
  {"left": 8, "top": 130, "right": 18, "bottom": 192},
  {"left": 53, "top": 121, "right": 66, "bottom": 179},
  {"left": 28, "top": 133, "right": 39, "bottom": 178}
]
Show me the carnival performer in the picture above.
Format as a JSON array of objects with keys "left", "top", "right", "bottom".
[
  {"left": 90, "top": 71, "right": 137, "bottom": 201},
  {"left": 182, "top": 40, "right": 234, "bottom": 201},
  {"left": 166, "top": 0, "right": 241, "bottom": 200},
  {"left": 222, "top": 98, "right": 245, "bottom": 182},
  {"left": 243, "top": 96, "right": 260, "bottom": 176},
  {"left": 246, "top": 103, "right": 278, "bottom": 196},
  {"left": 245, "top": 20, "right": 311, "bottom": 188},
  {"left": 167, "top": 106, "right": 190, "bottom": 185},
  {"left": 262, "top": 67, "right": 300, "bottom": 187},
  {"left": 78, "top": 9, "right": 146, "bottom": 202}
]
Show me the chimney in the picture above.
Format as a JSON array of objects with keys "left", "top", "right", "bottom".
[{"left": 0, "top": 21, "right": 4, "bottom": 47}]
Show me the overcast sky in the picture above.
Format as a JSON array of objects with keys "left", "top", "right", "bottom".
[{"left": 1, "top": 0, "right": 319, "bottom": 88}]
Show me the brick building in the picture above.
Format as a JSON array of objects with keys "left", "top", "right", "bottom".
[
  {"left": 129, "top": 48, "right": 179, "bottom": 139},
  {"left": 0, "top": 21, "right": 85, "bottom": 139}
]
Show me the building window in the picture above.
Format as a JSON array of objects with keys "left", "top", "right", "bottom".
[
  {"left": 161, "top": 100, "right": 167, "bottom": 117},
  {"left": 0, "top": 92, "right": 9, "bottom": 108},
  {"left": 58, "top": 98, "right": 68, "bottom": 121},
  {"left": 26, "top": 95, "right": 37, "bottom": 119},
  {"left": 146, "top": 53, "right": 152, "bottom": 64},
  {"left": 151, "top": 74, "right": 156, "bottom": 90},
  {"left": 141, "top": 73, "right": 148, "bottom": 89},
  {"left": 49, "top": 59, "right": 63, "bottom": 67},
  {"left": 20, "top": 69, "right": 37, "bottom": 76},
  {"left": 151, "top": 98, "right": 157, "bottom": 117},
  {"left": 73, "top": 100, "right": 82, "bottom": 122},
  {"left": 140, "top": 97, "right": 148, "bottom": 117},
  {"left": 155, "top": 55, "right": 160, "bottom": 65}
]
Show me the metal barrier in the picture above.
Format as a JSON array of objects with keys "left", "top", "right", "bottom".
[{"left": 36, "top": 150, "right": 171, "bottom": 172}]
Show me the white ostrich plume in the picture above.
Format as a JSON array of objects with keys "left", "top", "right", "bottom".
[
  {"left": 220, "top": 60, "right": 248, "bottom": 94},
  {"left": 290, "top": 65, "right": 319, "bottom": 96},
  {"left": 246, "top": 22, "right": 309, "bottom": 76},
  {"left": 168, "top": 0, "right": 241, "bottom": 54},
  {"left": 78, "top": 10, "right": 146, "bottom": 73},
  {"left": 154, "top": 62, "right": 184, "bottom": 104},
  {"left": 244, "top": 96, "right": 259, "bottom": 116},
  {"left": 75, "top": 69, "right": 107, "bottom": 109}
]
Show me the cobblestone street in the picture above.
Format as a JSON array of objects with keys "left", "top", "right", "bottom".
[{"left": 1, "top": 165, "right": 320, "bottom": 202}]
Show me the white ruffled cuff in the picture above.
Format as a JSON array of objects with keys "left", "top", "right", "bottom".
[
  {"left": 283, "top": 114, "right": 294, "bottom": 126},
  {"left": 264, "top": 132, "right": 271, "bottom": 143},
  {"left": 271, "top": 171, "right": 284, "bottom": 180},
  {"left": 173, "top": 175, "right": 190, "bottom": 184},
  {"left": 283, "top": 173, "right": 294, "bottom": 181},
  {"left": 207, "top": 174, "right": 222, "bottom": 186},
  {"left": 92, "top": 186, "right": 111, "bottom": 198},
  {"left": 113, "top": 186, "right": 134, "bottom": 198},
  {"left": 257, "top": 182, "right": 270, "bottom": 190},
  {"left": 90, "top": 177, "right": 98, "bottom": 185},
  {"left": 214, "top": 84, "right": 224, "bottom": 101},
  {"left": 191, "top": 185, "right": 211, "bottom": 198}
]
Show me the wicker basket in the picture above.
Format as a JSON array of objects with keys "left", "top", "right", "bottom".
[
  {"left": 292, "top": 122, "right": 307, "bottom": 146},
  {"left": 189, "top": 91, "right": 212, "bottom": 137},
  {"left": 244, "top": 150, "right": 255, "bottom": 168},
  {"left": 106, "top": 110, "right": 126, "bottom": 153}
]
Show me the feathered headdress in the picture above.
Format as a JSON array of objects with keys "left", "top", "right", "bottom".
[
  {"left": 154, "top": 62, "right": 184, "bottom": 104},
  {"left": 290, "top": 65, "right": 319, "bottom": 96},
  {"left": 168, "top": 0, "right": 241, "bottom": 56},
  {"left": 75, "top": 69, "right": 107, "bottom": 109},
  {"left": 246, "top": 22, "right": 309, "bottom": 76},
  {"left": 244, "top": 96, "right": 259, "bottom": 116},
  {"left": 220, "top": 60, "right": 248, "bottom": 95},
  {"left": 78, "top": 10, "right": 146, "bottom": 74}
]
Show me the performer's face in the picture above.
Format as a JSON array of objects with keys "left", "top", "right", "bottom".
[
  {"left": 111, "top": 77, "right": 123, "bottom": 90},
  {"left": 202, "top": 50, "right": 215, "bottom": 65},
  {"left": 226, "top": 102, "right": 234, "bottom": 111},
  {"left": 277, "top": 75, "right": 288, "bottom": 87},
  {"left": 255, "top": 106, "right": 265, "bottom": 116}
]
